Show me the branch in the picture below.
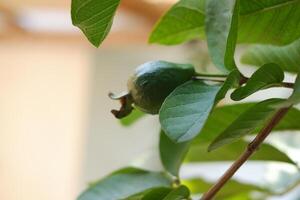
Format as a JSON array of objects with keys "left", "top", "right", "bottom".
[{"left": 201, "top": 106, "right": 291, "bottom": 200}]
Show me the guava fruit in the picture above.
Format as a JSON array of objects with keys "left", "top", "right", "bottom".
[{"left": 110, "top": 60, "right": 195, "bottom": 118}]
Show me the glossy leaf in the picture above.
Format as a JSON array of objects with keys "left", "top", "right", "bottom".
[
  {"left": 160, "top": 131, "right": 191, "bottom": 176},
  {"left": 159, "top": 80, "right": 221, "bottom": 143},
  {"left": 149, "top": 0, "right": 205, "bottom": 45},
  {"left": 120, "top": 109, "right": 145, "bottom": 127},
  {"left": 215, "top": 70, "right": 241, "bottom": 102},
  {"left": 149, "top": 0, "right": 300, "bottom": 46},
  {"left": 208, "top": 98, "right": 285, "bottom": 151},
  {"left": 231, "top": 63, "right": 284, "bottom": 101},
  {"left": 241, "top": 39, "right": 300, "bottom": 73},
  {"left": 163, "top": 185, "right": 190, "bottom": 200},
  {"left": 205, "top": 0, "right": 239, "bottom": 72},
  {"left": 78, "top": 168, "right": 172, "bottom": 200},
  {"left": 71, "top": 0, "right": 121, "bottom": 47},
  {"left": 186, "top": 140, "right": 295, "bottom": 164}
]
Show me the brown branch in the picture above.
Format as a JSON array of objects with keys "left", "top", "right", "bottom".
[{"left": 201, "top": 106, "right": 291, "bottom": 200}]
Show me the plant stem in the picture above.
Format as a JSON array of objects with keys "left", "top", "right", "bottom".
[
  {"left": 195, "top": 73, "right": 228, "bottom": 78},
  {"left": 192, "top": 76, "right": 225, "bottom": 83},
  {"left": 201, "top": 107, "right": 291, "bottom": 200}
]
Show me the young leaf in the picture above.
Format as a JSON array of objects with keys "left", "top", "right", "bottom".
[
  {"left": 78, "top": 168, "right": 172, "bottom": 200},
  {"left": 205, "top": 0, "right": 240, "bottom": 72},
  {"left": 160, "top": 131, "right": 191, "bottom": 176},
  {"left": 231, "top": 63, "right": 284, "bottom": 101},
  {"left": 241, "top": 39, "right": 300, "bottom": 73},
  {"left": 215, "top": 70, "right": 241, "bottom": 102},
  {"left": 163, "top": 185, "right": 190, "bottom": 200},
  {"left": 186, "top": 140, "right": 295, "bottom": 164},
  {"left": 208, "top": 98, "right": 285, "bottom": 151},
  {"left": 149, "top": 0, "right": 206, "bottom": 45},
  {"left": 159, "top": 80, "right": 221, "bottom": 143},
  {"left": 71, "top": 0, "right": 121, "bottom": 47}
]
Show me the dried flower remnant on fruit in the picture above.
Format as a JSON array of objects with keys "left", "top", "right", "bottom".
[{"left": 109, "top": 61, "right": 196, "bottom": 118}]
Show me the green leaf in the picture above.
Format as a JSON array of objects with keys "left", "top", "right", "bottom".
[
  {"left": 208, "top": 98, "right": 285, "bottom": 151},
  {"left": 231, "top": 63, "right": 284, "bottom": 101},
  {"left": 120, "top": 109, "right": 145, "bottom": 127},
  {"left": 289, "top": 73, "right": 300, "bottom": 104},
  {"left": 149, "top": 0, "right": 206, "bottom": 45},
  {"left": 183, "top": 178, "right": 267, "bottom": 199},
  {"left": 71, "top": 0, "right": 121, "bottom": 47},
  {"left": 125, "top": 187, "right": 172, "bottom": 200},
  {"left": 241, "top": 39, "right": 300, "bottom": 73},
  {"left": 193, "top": 102, "right": 300, "bottom": 144},
  {"left": 163, "top": 185, "right": 190, "bottom": 200},
  {"left": 78, "top": 168, "right": 172, "bottom": 200},
  {"left": 149, "top": 0, "right": 300, "bottom": 46},
  {"left": 238, "top": 0, "right": 300, "bottom": 45},
  {"left": 215, "top": 70, "right": 241, "bottom": 102},
  {"left": 205, "top": 0, "right": 239, "bottom": 72},
  {"left": 160, "top": 131, "right": 191, "bottom": 176},
  {"left": 159, "top": 80, "right": 221, "bottom": 143},
  {"left": 278, "top": 73, "right": 300, "bottom": 107},
  {"left": 186, "top": 140, "right": 294, "bottom": 164},
  {"left": 141, "top": 188, "right": 171, "bottom": 200}
]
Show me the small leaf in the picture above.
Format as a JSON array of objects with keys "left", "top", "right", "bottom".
[
  {"left": 231, "top": 63, "right": 284, "bottom": 101},
  {"left": 277, "top": 73, "right": 300, "bottom": 107},
  {"left": 120, "top": 109, "right": 145, "bottom": 127},
  {"left": 160, "top": 131, "right": 191, "bottom": 176},
  {"left": 215, "top": 70, "right": 241, "bottom": 102},
  {"left": 71, "top": 0, "right": 121, "bottom": 47},
  {"left": 241, "top": 39, "right": 300, "bottom": 73},
  {"left": 159, "top": 80, "right": 221, "bottom": 143},
  {"left": 78, "top": 167, "right": 172, "bottom": 200},
  {"left": 125, "top": 187, "right": 172, "bottom": 200},
  {"left": 149, "top": 0, "right": 206, "bottom": 45},
  {"left": 205, "top": 0, "right": 240, "bottom": 72},
  {"left": 163, "top": 185, "right": 190, "bottom": 200},
  {"left": 208, "top": 98, "right": 285, "bottom": 151},
  {"left": 289, "top": 73, "right": 300, "bottom": 103}
]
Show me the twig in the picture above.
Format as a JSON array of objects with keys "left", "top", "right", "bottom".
[{"left": 201, "top": 107, "right": 291, "bottom": 200}]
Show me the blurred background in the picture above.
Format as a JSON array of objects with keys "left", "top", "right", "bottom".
[{"left": 1, "top": 0, "right": 300, "bottom": 200}]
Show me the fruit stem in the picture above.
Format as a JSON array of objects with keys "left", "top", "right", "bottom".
[{"left": 194, "top": 73, "right": 228, "bottom": 78}]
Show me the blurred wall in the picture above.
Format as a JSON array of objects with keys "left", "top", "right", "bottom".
[{"left": 0, "top": 39, "right": 90, "bottom": 200}]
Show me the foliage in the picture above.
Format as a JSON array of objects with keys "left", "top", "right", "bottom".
[{"left": 71, "top": 0, "right": 300, "bottom": 199}]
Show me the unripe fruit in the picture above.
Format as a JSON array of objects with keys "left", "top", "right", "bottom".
[{"left": 110, "top": 61, "right": 195, "bottom": 118}]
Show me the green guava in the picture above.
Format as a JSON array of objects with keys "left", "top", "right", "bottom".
[{"left": 110, "top": 60, "right": 195, "bottom": 118}]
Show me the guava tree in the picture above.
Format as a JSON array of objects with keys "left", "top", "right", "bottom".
[{"left": 71, "top": 0, "right": 300, "bottom": 199}]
